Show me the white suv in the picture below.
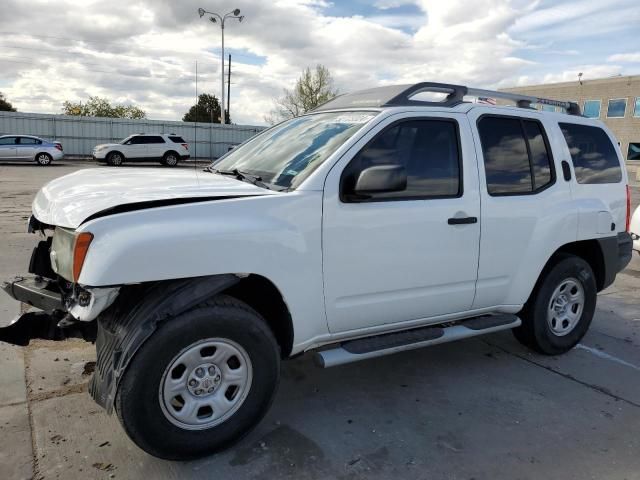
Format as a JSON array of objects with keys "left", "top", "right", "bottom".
[
  {"left": 1, "top": 82, "right": 634, "bottom": 460},
  {"left": 92, "top": 133, "right": 190, "bottom": 167}
]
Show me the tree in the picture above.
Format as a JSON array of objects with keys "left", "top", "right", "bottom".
[
  {"left": 62, "top": 96, "right": 146, "bottom": 119},
  {"left": 265, "top": 64, "right": 338, "bottom": 124},
  {"left": 0, "top": 92, "right": 16, "bottom": 112},
  {"left": 182, "top": 93, "right": 229, "bottom": 123}
]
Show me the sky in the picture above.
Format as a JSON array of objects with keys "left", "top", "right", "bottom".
[{"left": 0, "top": 0, "right": 638, "bottom": 126}]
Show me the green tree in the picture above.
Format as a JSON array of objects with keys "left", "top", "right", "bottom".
[
  {"left": 0, "top": 92, "right": 16, "bottom": 112},
  {"left": 182, "top": 93, "right": 230, "bottom": 123},
  {"left": 62, "top": 96, "right": 146, "bottom": 119},
  {"left": 266, "top": 64, "right": 338, "bottom": 124}
]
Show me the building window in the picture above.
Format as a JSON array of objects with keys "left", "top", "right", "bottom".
[
  {"left": 583, "top": 100, "right": 601, "bottom": 118},
  {"left": 634, "top": 97, "right": 640, "bottom": 117},
  {"left": 629, "top": 143, "right": 640, "bottom": 161},
  {"left": 607, "top": 98, "right": 627, "bottom": 118}
]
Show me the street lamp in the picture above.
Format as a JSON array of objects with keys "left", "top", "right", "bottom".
[{"left": 198, "top": 7, "right": 244, "bottom": 124}]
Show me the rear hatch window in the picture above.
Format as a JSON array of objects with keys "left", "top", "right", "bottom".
[{"left": 559, "top": 123, "right": 622, "bottom": 184}]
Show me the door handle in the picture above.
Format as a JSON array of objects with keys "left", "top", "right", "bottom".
[{"left": 448, "top": 216, "right": 478, "bottom": 225}]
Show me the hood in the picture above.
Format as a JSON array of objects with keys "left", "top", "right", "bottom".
[
  {"left": 33, "top": 167, "right": 278, "bottom": 228},
  {"left": 93, "top": 143, "right": 120, "bottom": 149}
]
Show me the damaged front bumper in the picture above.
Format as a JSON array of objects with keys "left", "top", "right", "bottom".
[{"left": 0, "top": 275, "right": 119, "bottom": 346}]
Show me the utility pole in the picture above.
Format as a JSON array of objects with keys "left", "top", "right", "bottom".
[
  {"left": 227, "top": 54, "right": 231, "bottom": 122},
  {"left": 198, "top": 7, "right": 243, "bottom": 125}
]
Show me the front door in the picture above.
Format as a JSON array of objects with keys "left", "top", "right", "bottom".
[
  {"left": 123, "top": 136, "right": 148, "bottom": 160},
  {"left": 0, "top": 136, "right": 17, "bottom": 159},
  {"left": 322, "top": 113, "right": 481, "bottom": 333}
]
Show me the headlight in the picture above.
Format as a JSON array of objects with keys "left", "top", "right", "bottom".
[
  {"left": 95, "top": 145, "right": 107, "bottom": 151},
  {"left": 50, "top": 228, "right": 93, "bottom": 282}
]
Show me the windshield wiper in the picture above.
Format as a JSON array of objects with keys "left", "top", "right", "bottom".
[{"left": 207, "top": 168, "right": 273, "bottom": 190}]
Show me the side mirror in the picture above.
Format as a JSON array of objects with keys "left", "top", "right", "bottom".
[{"left": 354, "top": 165, "right": 407, "bottom": 195}]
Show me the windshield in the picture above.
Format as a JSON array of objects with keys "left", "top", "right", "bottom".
[
  {"left": 120, "top": 135, "right": 134, "bottom": 145},
  {"left": 211, "top": 111, "right": 376, "bottom": 189}
]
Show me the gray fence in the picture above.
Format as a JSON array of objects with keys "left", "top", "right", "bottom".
[{"left": 0, "top": 111, "right": 264, "bottom": 159}]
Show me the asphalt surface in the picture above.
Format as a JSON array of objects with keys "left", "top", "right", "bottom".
[{"left": 1, "top": 160, "right": 640, "bottom": 480}]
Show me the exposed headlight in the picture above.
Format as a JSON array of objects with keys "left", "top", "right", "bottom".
[
  {"left": 50, "top": 228, "right": 93, "bottom": 282},
  {"left": 94, "top": 145, "right": 108, "bottom": 151}
]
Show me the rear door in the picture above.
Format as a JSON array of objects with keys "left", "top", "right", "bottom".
[
  {"left": 468, "top": 109, "right": 576, "bottom": 308},
  {"left": 0, "top": 136, "right": 17, "bottom": 159},
  {"left": 322, "top": 112, "right": 481, "bottom": 333},
  {"left": 145, "top": 135, "right": 167, "bottom": 159},
  {"left": 15, "top": 136, "right": 39, "bottom": 160}
]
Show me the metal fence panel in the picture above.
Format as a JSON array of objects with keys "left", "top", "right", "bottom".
[{"left": 0, "top": 111, "right": 264, "bottom": 159}]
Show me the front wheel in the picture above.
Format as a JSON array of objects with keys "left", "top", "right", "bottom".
[
  {"left": 115, "top": 295, "right": 280, "bottom": 460},
  {"left": 513, "top": 254, "right": 596, "bottom": 355},
  {"left": 106, "top": 152, "right": 124, "bottom": 166}
]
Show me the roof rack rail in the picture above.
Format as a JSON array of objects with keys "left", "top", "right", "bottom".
[{"left": 313, "top": 82, "right": 581, "bottom": 115}]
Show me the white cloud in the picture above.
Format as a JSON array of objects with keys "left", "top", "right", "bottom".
[
  {"left": 0, "top": 0, "right": 637, "bottom": 125},
  {"left": 608, "top": 53, "right": 640, "bottom": 63}
]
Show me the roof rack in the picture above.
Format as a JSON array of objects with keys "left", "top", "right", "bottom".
[{"left": 313, "top": 82, "right": 582, "bottom": 116}]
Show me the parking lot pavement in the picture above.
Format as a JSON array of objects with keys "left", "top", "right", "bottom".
[{"left": 1, "top": 163, "right": 640, "bottom": 480}]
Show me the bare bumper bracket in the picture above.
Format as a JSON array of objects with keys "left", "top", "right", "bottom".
[{"left": 2, "top": 276, "right": 63, "bottom": 313}]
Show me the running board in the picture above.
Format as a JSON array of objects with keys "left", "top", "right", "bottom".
[{"left": 314, "top": 314, "right": 521, "bottom": 368}]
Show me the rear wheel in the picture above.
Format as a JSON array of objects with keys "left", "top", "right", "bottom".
[
  {"left": 513, "top": 254, "right": 596, "bottom": 355},
  {"left": 162, "top": 151, "right": 179, "bottom": 167},
  {"left": 106, "top": 151, "right": 124, "bottom": 166},
  {"left": 35, "top": 153, "right": 52, "bottom": 166},
  {"left": 115, "top": 295, "right": 280, "bottom": 460}
]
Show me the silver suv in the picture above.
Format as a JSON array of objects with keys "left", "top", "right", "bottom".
[{"left": 92, "top": 133, "right": 190, "bottom": 167}]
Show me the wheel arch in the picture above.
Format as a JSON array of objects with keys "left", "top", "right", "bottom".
[
  {"left": 89, "top": 273, "right": 294, "bottom": 414},
  {"left": 533, "top": 240, "right": 606, "bottom": 300},
  {"left": 222, "top": 274, "right": 294, "bottom": 359},
  {"left": 107, "top": 150, "right": 125, "bottom": 160}
]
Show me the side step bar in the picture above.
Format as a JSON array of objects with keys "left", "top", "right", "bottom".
[{"left": 315, "top": 314, "right": 521, "bottom": 368}]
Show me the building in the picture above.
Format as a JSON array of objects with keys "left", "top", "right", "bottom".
[{"left": 502, "top": 75, "right": 640, "bottom": 161}]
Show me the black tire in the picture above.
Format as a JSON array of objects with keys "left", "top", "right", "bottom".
[
  {"left": 513, "top": 254, "right": 596, "bottom": 355},
  {"left": 115, "top": 295, "right": 280, "bottom": 460},
  {"left": 106, "top": 151, "right": 124, "bottom": 166},
  {"left": 162, "top": 151, "right": 179, "bottom": 167},
  {"left": 35, "top": 152, "right": 52, "bottom": 166}
]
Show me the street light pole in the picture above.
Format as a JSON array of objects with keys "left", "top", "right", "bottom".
[{"left": 198, "top": 7, "right": 243, "bottom": 125}]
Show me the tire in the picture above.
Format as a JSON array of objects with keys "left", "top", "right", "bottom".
[
  {"left": 513, "top": 254, "right": 596, "bottom": 355},
  {"left": 162, "top": 151, "right": 179, "bottom": 167},
  {"left": 106, "top": 151, "right": 124, "bottom": 166},
  {"left": 35, "top": 152, "right": 52, "bottom": 166},
  {"left": 115, "top": 295, "right": 280, "bottom": 460}
]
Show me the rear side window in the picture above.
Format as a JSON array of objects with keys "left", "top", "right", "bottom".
[
  {"left": 144, "top": 136, "right": 165, "bottom": 144},
  {"left": 18, "top": 137, "right": 41, "bottom": 145},
  {"left": 478, "top": 116, "right": 554, "bottom": 195},
  {"left": 0, "top": 137, "right": 17, "bottom": 145},
  {"left": 559, "top": 123, "right": 622, "bottom": 184},
  {"left": 341, "top": 119, "right": 461, "bottom": 201},
  {"left": 169, "top": 136, "right": 186, "bottom": 143}
]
